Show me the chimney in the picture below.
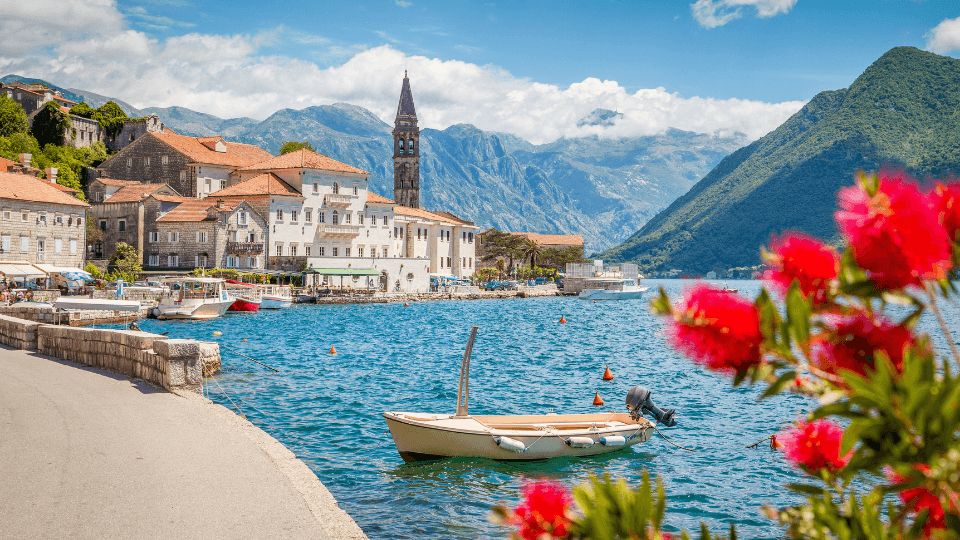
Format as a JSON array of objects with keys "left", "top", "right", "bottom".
[
  {"left": 216, "top": 198, "right": 225, "bottom": 209},
  {"left": 18, "top": 153, "right": 31, "bottom": 168},
  {"left": 45, "top": 167, "right": 58, "bottom": 183}
]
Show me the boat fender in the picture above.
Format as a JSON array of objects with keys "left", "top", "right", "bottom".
[
  {"left": 494, "top": 436, "right": 526, "bottom": 453},
  {"left": 600, "top": 435, "right": 626, "bottom": 447},
  {"left": 565, "top": 437, "right": 595, "bottom": 448}
]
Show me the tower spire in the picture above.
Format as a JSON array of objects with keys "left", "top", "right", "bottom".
[{"left": 393, "top": 72, "right": 420, "bottom": 208}]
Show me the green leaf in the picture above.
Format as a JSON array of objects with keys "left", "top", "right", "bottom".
[
  {"left": 760, "top": 370, "right": 797, "bottom": 400},
  {"left": 650, "top": 286, "right": 672, "bottom": 315},
  {"left": 786, "top": 483, "right": 826, "bottom": 495}
]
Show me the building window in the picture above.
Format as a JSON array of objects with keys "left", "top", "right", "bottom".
[
  {"left": 168, "top": 231, "right": 179, "bottom": 242},
  {"left": 277, "top": 209, "right": 284, "bottom": 221},
  {"left": 99, "top": 220, "right": 107, "bottom": 231},
  {"left": 290, "top": 245, "right": 297, "bottom": 257},
  {"left": 247, "top": 257, "right": 256, "bottom": 267},
  {"left": 127, "top": 158, "right": 132, "bottom": 167},
  {"left": 332, "top": 247, "right": 338, "bottom": 257},
  {"left": 197, "top": 231, "right": 208, "bottom": 243},
  {"left": 468, "top": 232, "right": 474, "bottom": 243},
  {"left": 149, "top": 255, "right": 159, "bottom": 266},
  {"left": 358, "top": 214, "right": 364, "bottom": 225},
  {"left": 305, "top": 246, "right": 311, "bottom": 257},
  {"left": 469, "top": 257, "right": 473, "bottom": 267},
  {"left": 238, "top": 212, "right": 248, "bottom": 225},
  {"left": 225, "top": 256, "right": 236, "bottom": 268},
  {"left": 332, "top": 211, "right": 339, "bottom": 225},
  {"left": 344, "top": 247, "right": 351, "bottom": 257},
  {"left": 318, "top": 246, "right": 325, "bottom": 256},
  {"left": 148, "top": 232, "right": 158, "bottom": 243},
  {"left": 2, "top": 211, "right": 9, "bottom": 220},
  {"left": 358, "top": 246, "right": 364, "bottom": 257},
  {"left": 38, "top": 212, "right": 47, "bottom": 224},
  {"left": 353, "top": 186, "right": 358, "bottom": 195},
  {"left": 21, "top": 211, "right": 27, "bottom": 222},
  {"left": 168, "top": 254, "right": 179, "bottom": 267},
  {"left": 205, "top": 178, "right": 211, "bottom": 192},
  {"left": 162, "top": 155, "right": 169, "bottom": 165},
  {"left": 332, "top": 182, "right": 339, "bottom": 194},
  {"left": 55, "top": 238, "right": 62, "bottom": 254},
  {"left": 313, "top": 183, "right": 318, "bottom": 193},
  {"left": 398, "top": 139, "right": 404, "bottom": 153},
  {"left": 447, "top": 257, "right": 452, "bottom": 267},
  {"left": 382, "top": 246, "right": 388, "bottom": 258},
  {"left": 417, "top": 229, "right": 421, "bottom": 240},
  {"left": 344, "top": 213, "right": 351, "bottom": 224},
  {"left": 276, "top": 244, "right": 283, "bottom": 257},
  {"left": 20, "top": 236, "right": 28, "bottom": 252},
  {"left": 305, "top": 210, "right": 312, "bottom": 223},
  {"left": 180, "top": 171, "right": 186, "bottom": 182},
  {"left": 408, "top": 139, "right": 415, "bottom": 155},
  {"left": 382, "top": 215, "right": 388, "bottom": 226},
  {"left": 439, "top": 257, "right": 443, "bottom": 269},
  {"left": 145, "top": 157, "right": 150, "bottom": 167},
  {"left": 369, "top": 213, "right": 376, "bottom": 224},
  {"left": 291, "top": 210, "right": 298, "bottom": 222},
  {"left": 54, "top": 215, "right": 63, "bottom": 226},
  {"left": 118, "top": 219, "right": 125, "bottom": 232},
  {"left": 1, "top": 234, "right": 9, "bottom": 252},
  {"left": 318, "top": 212, "right": 325, "bottom": 223}
]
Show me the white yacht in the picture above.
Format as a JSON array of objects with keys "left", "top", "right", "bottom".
[
  {"left": 153, "top": 277, "right": 234, "bottom": 320},
  {"left": 578, "top": 278, "right": 649, "bottom": 300}
]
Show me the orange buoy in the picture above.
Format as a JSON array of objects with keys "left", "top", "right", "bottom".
[
  {"left": 593, "top": 391, "right": 604, "bottom": 407},
  {"left": 404, "top": 302, "right": 410, "bottom": 307},
  {"left": 602, "top": 365, "right": 614, "bottom": 381},
  {"left": 770, "top": 434, "right": 782, "bottom": 449},
  {"left": 330, "top": 345, "right": 337, "bottom": 355},
  {"left": 243, "top": 338, "right": 247, "bottom": 342},
  {"left": 593, "top": 300, "right": 597, "bottom": 304},
  {"left": 559, "top": 315, "right": 567, "bottom": 324}
]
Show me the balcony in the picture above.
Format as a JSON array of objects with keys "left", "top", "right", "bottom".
[
  {"left": 227, "top": 241, "right": 264, "bottom": 254},
  {"left": 324, "top": 193, "right": 353, "bottom": 207},
  {"left": 317, "top": 224, "right": 361, "bottom": 238}
]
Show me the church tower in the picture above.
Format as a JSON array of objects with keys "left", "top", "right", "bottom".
[{"left": 393, "top": 71, "right": 420, "bottom": 208}]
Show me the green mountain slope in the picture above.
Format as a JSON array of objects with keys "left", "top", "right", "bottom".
[{"left": 600, "top": 47, "right": 960, "bottom": 273}]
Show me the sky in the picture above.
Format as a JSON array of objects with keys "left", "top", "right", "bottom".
[{"left": 1, "top": 0, "right": 959, "bottom": 144}]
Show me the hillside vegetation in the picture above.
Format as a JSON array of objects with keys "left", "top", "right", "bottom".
[{"left": 600, "top": 47, "right": 960, "bottom": 273}]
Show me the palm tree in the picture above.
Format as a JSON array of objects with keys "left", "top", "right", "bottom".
[{"left": 521, "top": 239, "right": 543, "bottom": 270}]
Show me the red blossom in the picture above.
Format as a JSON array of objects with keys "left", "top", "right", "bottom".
[
  {"left": 510, "top": 481, "right": 573, "bottom": 540},
  {"left": 889, "top": 465, "right": 955, "bottom": 533},
  {"left": 764, "top": 234, "right": 838, "bottom": 304},
  {"left": 669, "top": 284, "right": 763, "bottom": 375},
  {"left": 778, "top": 419, "right": 849, "bottom": 472},
  {"left": 812, "top": 313, "right": 914, "bottom": 377},
  {"left": 835, "top": 171, "right": 952, "bottom": 289},
  {"left": 934, "top": 182, "right": 960, "bottom": 244}
]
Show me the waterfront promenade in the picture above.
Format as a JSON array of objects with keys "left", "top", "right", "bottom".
[{"left": 0, "top": 345, "right": 367, "bottom": 540}]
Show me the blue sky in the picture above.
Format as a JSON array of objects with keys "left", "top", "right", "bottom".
[{"left": 3, "top": 1, "right": 960, "bottom": 143}]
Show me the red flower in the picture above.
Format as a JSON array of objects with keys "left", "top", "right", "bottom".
[
  {"left": 778, "top": 419, "right": 849, "bottom": 472},
  {"left": 510, "top": 481, "right": 572, "bottom": 540},
  {"left": 890, "top": 465, "right": 954, "bottom": 533},
  {"left": 669, "top": 284, "right": 763, "bottom": 375},
  {"left": 764, "top": 234, "right": 838, "bottom": 304},
  {"left": 934, "top": 182, "right": 960, "bottom": 244},
  {"left": 812, "top": 313, "right": 914, "bottom": 376},
  {"left": 835, "top": 171, "right": 952, "bottom": 289}
]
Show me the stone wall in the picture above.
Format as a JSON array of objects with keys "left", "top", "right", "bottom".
[
  {"left": 0, "top": 303, "right": 152, "bottom": 326},
  {"left": 0, "top": 314, "right": 40, "bottom": 349},
  {"left": 108, "top": 114, "right": 164, "bottom": 153},
  {"left": 98, "top": 135, "right": 194, "bottom": 197}
]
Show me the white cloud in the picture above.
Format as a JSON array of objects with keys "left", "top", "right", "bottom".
[
  {"left": 396, "top": 0, "right": 412, "bottom": 6},
  {"left": 0, "top": 1, "right": 804, "bottom": 144},
  {"left": 925, "top": 17, "right": 960, "bottom": 54},
  {"left": 691, "top": 0, "right": 797, "bottom": 29}
]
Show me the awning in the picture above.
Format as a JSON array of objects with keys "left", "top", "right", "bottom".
[
  {"left": 0, "top": 263, "right": 45, "bottom": 279},
  {"left": 304, "top": 268, "right": 382, "bottom": 276},
  {"left": 31, "top": 264, "right": 93, "bottom": 281}
]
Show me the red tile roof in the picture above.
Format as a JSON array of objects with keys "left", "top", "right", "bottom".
[
  {"left": 0, "top": 157, "right": 18, "bottom": 171},
  {"left": 392, "top": 204, "right": 475, "bottom": 227},
  {"left": 238, "top": 148, "right": 368, "bottom": 175},
  {"left": 95, "top": 177, "right": 141, "bottom": 187},
  {"left": 103, "top": 183, "right": 169, "bottom": 204},
  {"left": 210, "top": 173, "right": 301, "bottom": 197},
  {"left": 366, "top": 192, "right": 395, "bottom": 204},
  {"left": 150, "top": 193, "right": 192, "bottom": 203},
  {"left": 48, "top": 181, "right": 78, "bottom": 194},
  {"left": 149, "top": 131, "right": 273, "bottom": 168},
  {"left": 0, "top": 171, "right": 89, "bottom": 207},
  {"left": 508, "top": 232, "right": 584, "bottom": 246},
  {"left": 157, "top": 199, "right": 241, "bottom": 222}
]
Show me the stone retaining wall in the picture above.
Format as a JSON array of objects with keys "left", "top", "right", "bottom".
[
  {"left": 0, "top": 305, "right": 152, "bottom": 327},
  {"left": 93, "top": 289, "right": 162, "bottom": 302},
  {"left": 0, "top": 313, "right": 218, "bottom": 394}
]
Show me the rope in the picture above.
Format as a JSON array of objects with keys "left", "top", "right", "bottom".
[
  {"left": 652, "top": 425, "right": 697, "bottom": 452},
  {"left": 746, "top": 435, "right": 774, "bottom": 449}
]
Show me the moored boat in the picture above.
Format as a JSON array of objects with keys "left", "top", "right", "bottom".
[
  {"left": 256, "top": 284, "right": 293, "bottom": 309},
  {"left": 153, "top": 277, "right": 234, "bottom": 320},
  {"left": 383, "top": 327, "right": 676, "bottom": 462},
  {"left": 224, "top": 280, "right": 262, "bottom": 312},
  {"left": 578, "top": 278, "right": 649, "bottom": 300}
]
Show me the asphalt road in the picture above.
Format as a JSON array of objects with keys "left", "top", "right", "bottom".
[{"left": 0, "top": 345, "right": 349, "bottom": 540}]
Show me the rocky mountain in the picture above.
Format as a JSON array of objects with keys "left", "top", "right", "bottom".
[
  {"left": 599, "top": 47, "right": 960, "bottom": 273},
  {"left": 2, "top": 75, "right": 747, "bottom": 251}
]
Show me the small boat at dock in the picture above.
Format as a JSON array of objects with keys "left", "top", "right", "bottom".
[
  {"left": 383, "top": 327, "right": 676, "bottom": 462},
  {"left": 578, "top": 278, "right": 649, "bottom": 300},
  {"left": 256, "top": 284, "right": 293, "bottom": 309},
  {"left": 224, "top": 280, "right": 262, "bottom": 312},
  {"left": 153, "top": 277, "right": 234, "bottom": 320}
]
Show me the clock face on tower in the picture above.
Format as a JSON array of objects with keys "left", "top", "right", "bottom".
[{"left": 393, "top": 72, "right": 420, "bottom": 209}]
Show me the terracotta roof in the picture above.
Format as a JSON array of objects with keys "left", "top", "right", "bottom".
[
  {"left": 393, "top": 205, "right": 460, "bottom": 225},
  {"left": 0, "top": 171, "right": 89, "bottom": 207},
  {"left": 103, "top": 183, "right": 168, "bottom": 204},
  {"left": 431, "top": 210, "right": 475, "bottom": 226},
  {"left": 157, "top": 199, "right": 241, "bottom": 222},
  {"left": 238, "top": 148, "right": 368, "bottom": 175},
  {"left": 511, "top": 232, "right": 584, "bottom": 246},
  {"left": 210, "top": 173, "right": 301, "bottom": 197},
  {"left": 150, "top": 194, "right": 192, "bottom": 203},
  {"left": 0, "top": 157, "right": 18, "bottom": 170},
  {"left": 48, "top": 181, "right": 78, "bottom": 194},
  {"left": 95, "top": 177, "right": 140, "bottom": 187},
  {"left": 366, "top": 192, "right": 395, "bottom": 204},
  {"left": 149, "top": 131, "right": 273, "bottom": 168}
]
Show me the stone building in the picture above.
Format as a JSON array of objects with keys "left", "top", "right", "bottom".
[
  {"left": 107, "top": 114, "right": 165, "bottom": 153},
  {"left": 0, "top": 170, "right": 89, "bottom": 272},
  {"left": 96, "top": 131, "right": 273, "bottom": 199},
  {"left": 151, "top": 199, "right": 266, "bottom": 270},
  {"left": 62, "top": 114, "right": 104, "bottom": 150},
  {"left": 1, "top": 81, "right": 75, "bottom": 116},
  {"left": 393, "top": 71, "right": 420, "bottom": 209},
  {"left": 86, "top": 179, "right": 185, "bottom": 261}
]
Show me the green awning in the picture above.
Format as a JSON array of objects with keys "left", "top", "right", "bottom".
[{"left": 304, "top": 268, "right": 382, "bottom": 276}]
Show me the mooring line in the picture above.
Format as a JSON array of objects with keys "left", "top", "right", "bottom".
[
  {"left": 216, "top": 342, "right": 280, "bottom": 372},
  {"left": 653, "top": 425, "right": 697, "bottom": 452}
]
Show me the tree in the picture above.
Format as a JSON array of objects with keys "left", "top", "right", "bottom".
[
  {"left": 480, "top": 229, "right": 527, "bottom": 275},
  {"left": 31, "top": 101, "right": 69, "bottom": 147},
  {"left": 0, "top": 94, "right": 28, "bottom": 137},
  {"left": 107, "top": 242, "right": 142, "bottom": 283},
  {"left": 520, "top": 238, "right": 543, "bottom": 269},
  {"left": 49, "top": 164, "right": 86, "bottom": 201},
  {"left": 279, "top": 141, "right": 316, "bottom": 155},
  {"left": 93, "top": 101, "right": 128, "bottom": 139},
  {"left": 69, "top": 102, "right": 96, "bottom": 119}
]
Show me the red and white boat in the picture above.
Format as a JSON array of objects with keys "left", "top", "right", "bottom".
[
  {"left": 225, "top": 280, "right": 262, "bottom": 312},
  {"left": 256, "top": 284, "right": 293, "bottom": 309}
]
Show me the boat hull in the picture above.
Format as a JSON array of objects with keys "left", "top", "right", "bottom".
[
  {"left": 227, "top": 297, "right": 261, "bottom": 312},
  {"left": 383, "top": 412, "right": 652, "bottom": 462},
  {"left": 579, "top": 288, "right": 648, "bottom": 300},
  {"left": 260, "top": 295, "right": 292, "bottom": 309},
  {"left": 156, "top": 299, "right": 233, "bottom": 320}
]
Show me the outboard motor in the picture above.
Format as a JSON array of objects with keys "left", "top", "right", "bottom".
[{"left": 625, "top": 386, "right": 676, "bottom": 427}]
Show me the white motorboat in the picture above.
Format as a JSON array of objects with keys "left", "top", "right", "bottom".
[
  {"left": 383, "top": 327, "right": 676, "bottom": 462},
  {"left": 153, "top": 277, "right": 234, "bottom": 320},
  {"left": 578, "top": 278, "right": 649, "bottom": 300},
  {"left": 255, "top": 284, "right": 293, "bottom": 309}
]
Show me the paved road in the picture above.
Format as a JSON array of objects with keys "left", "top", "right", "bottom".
[{"left": 0, "top": 345, "right": 359, "bottom": 540}]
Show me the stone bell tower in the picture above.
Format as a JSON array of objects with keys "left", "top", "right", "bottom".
[{"left": 393, "top": 71, "right": 420, "bottom": 208}]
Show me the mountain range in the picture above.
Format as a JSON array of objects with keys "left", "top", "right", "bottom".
[
  {"left": 1, "top": 75, "right": 747, "bottom": 252},
  {"left": 599, "top": 46, "right": 960, "bottom": 273}
]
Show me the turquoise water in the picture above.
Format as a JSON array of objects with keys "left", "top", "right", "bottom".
[{"left": 125, "top": 279, "right": 960, "bottom": 539}]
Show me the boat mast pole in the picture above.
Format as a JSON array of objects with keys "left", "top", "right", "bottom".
[{"left": 456, "top": 326, "right": 479, "bottom": 417}]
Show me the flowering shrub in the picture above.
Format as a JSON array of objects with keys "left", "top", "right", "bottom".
[{"left": 497, "top": 170, "right": 960, "bottom": 539}]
